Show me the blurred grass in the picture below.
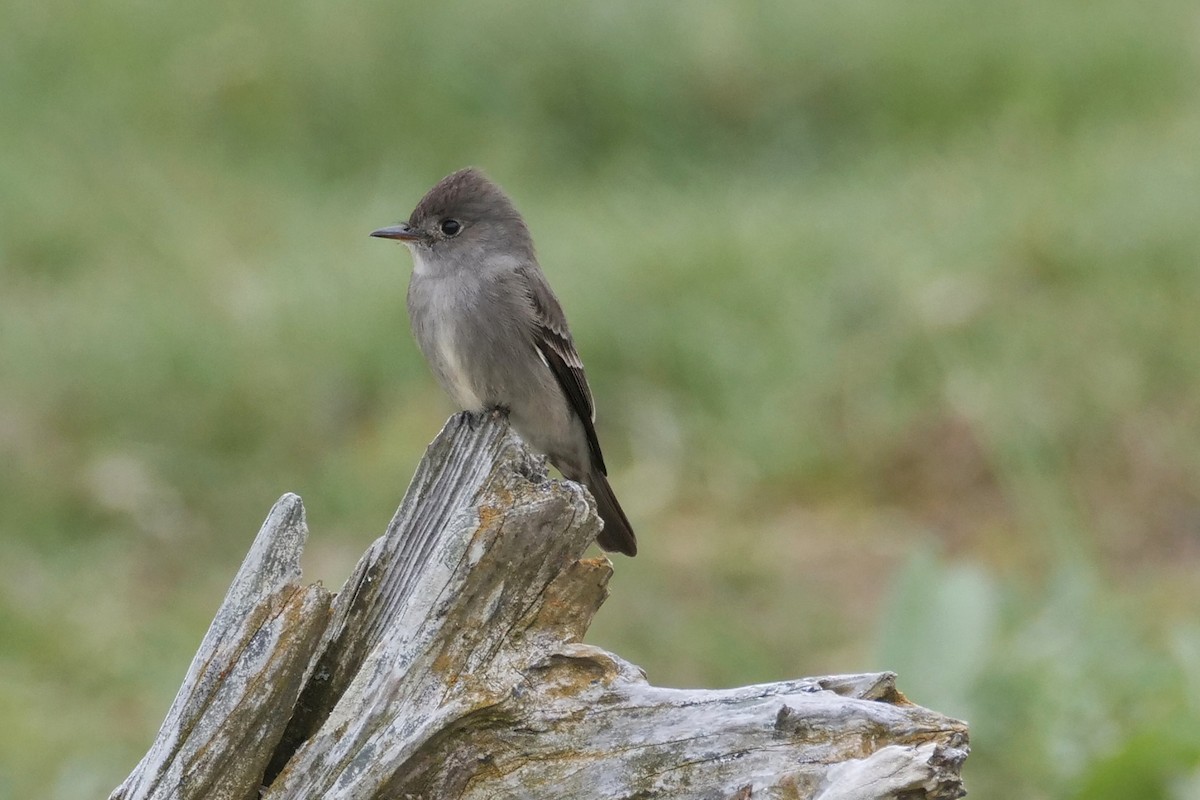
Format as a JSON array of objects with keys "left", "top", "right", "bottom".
[{"left": 2, "top": 0, "right": 1200, "bottom": 796}]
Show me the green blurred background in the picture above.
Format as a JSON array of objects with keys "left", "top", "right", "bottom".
[{"left": 3, "top": 0, "right": 1199, "bottom": 797}]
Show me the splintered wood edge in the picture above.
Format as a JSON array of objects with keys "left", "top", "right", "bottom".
[
  {"left": 389, "top": 657, "right": 968, "bottom": 799},
  {"left": 264, "top": 413, "right": 566, "bottom": 785},
  {"left": 264, "top": 419, "right": 514, "bottom": 749},
  {"left": 435, "top": 665, "right": 968, "bottom": 799},
  {"left": 265, "top": 421, "right": 605, "bottom": 799},
  {"left": 111, "top": 494, "right": 332, "bottom": 800}
]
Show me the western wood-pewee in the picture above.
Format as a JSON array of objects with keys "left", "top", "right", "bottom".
[{"left": 371, "top": 168, "right": 637, "bottom": 556}]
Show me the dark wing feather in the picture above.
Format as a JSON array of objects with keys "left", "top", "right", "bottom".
[{"left": 521, "top": 265, "right": 607, "bottom": 475}]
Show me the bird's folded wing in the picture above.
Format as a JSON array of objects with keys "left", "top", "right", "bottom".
[{"left": 521, "top": 266, "right": 608, "bottom": 475}]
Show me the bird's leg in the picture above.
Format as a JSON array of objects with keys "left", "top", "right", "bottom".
[{"left": 488, "top": 404, "right": 510, "bottom": 422}]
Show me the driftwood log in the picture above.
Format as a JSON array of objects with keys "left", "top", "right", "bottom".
[{"left": 111, "top": 413, "right": 969, "bottom": 799}]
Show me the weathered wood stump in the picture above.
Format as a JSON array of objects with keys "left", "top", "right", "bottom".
[{"left": 111, "top": 413, "right": 969, "bottom": 800}]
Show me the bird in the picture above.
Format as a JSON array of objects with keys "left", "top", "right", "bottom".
[{"left": 370, "top": 168, "right": 637, "bottom": 556}]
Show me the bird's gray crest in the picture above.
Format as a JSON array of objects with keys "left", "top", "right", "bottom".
[{"left": 409, "top": 168, "right": 528, "bottom": 233}]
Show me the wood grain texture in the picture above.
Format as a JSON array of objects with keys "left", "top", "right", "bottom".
[
  {"left": 111, "top": 494, "right": 331, "bottom": 800},
  {"left": 113, "top": 412, "right": 969, "bottom": 800}
]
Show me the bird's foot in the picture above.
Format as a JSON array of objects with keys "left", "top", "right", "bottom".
[{"left": 460, "top": 406, "right": 509, "bottom": 430}]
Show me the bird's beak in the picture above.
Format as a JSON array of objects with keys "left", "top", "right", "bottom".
[{"left": 370, "top": 223, "right": 421, "bottom": 242}]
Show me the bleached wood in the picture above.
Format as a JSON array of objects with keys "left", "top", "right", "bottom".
[
  {"left": 111, "top": 494, "right": 331, "bottom": 800},
  {"left": 113, "top": 412, "right": 969, "bottom": 800}
]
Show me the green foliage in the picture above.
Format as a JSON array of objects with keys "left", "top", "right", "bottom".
[
  {"left": 878, "top": 555, "right": 1200, "bottom": 797},
  {"left": 2, "top": 0, "right": 1199, "bottom": 796}
]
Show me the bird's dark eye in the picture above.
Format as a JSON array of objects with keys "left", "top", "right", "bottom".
[{"left": 439, "top": 219, "right": 462, "bottom": 237}]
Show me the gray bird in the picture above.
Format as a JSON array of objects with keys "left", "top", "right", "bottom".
[{"left": 370, "top": 168, "right": 637, "bottom": 556}]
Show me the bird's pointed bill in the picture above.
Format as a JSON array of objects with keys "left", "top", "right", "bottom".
[{"left": 370, "top": 223, "right": 421, "bottom": 241}]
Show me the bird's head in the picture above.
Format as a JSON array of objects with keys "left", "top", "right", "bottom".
[{"left": 371, "top": 168, "right": 535, "bottom": 275}]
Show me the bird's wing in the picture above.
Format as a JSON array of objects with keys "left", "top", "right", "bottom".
[{"left": 520, "top": 265, "right": 607, "bottom": 475}]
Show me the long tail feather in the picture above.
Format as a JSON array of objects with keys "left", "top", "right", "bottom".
[{"left": 587, "top": 466, "right": 637, "bottom": 557}]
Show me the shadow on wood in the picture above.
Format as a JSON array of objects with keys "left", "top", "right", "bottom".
[{"left": 111, "top": 412, "right": 969, "bottom": 800}]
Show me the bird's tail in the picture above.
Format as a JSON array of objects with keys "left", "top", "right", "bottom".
[{"left": 586, "top": 465, "right": 638, "bottom": 557}]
